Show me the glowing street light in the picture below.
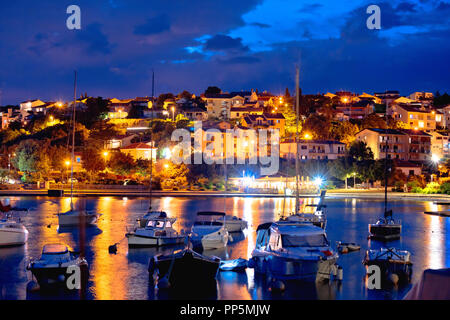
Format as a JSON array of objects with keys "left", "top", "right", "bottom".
[
  {"left": 313, "top": 176, "right": 323, "bottom": 187},
  {"left": 432, "top": 154, "right": 440, "bottom": 164},
  {"left": 303, "top": 133, "right": 312, "bottom": 140}
]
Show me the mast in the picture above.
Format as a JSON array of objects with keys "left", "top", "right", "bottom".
[
  {"left": 149, "top": 137, "right": 153, "bottom": 212},
  {"left": 224, "top": 161, "right": 227, "bottom": 213},
  {"left": 70, "top": 71, "right": 77, "bottom": 211},
  {"left": 384, "top": 96, "right": 389, "bottom": 217},
  {"left": 295, "top": 66, "right": 300, "bottom": 214},
  {"left": 151, "top": 69, "right": 155, "bottom": 100}
]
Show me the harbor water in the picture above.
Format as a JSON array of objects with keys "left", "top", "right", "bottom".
[{"left": 1, "top": 195, "right": 449, "bottom": 300}]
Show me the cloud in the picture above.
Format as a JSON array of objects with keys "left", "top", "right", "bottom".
[
  {"left": 396, "top": 2, "right": 417, "bottom": 12},
  {"left": 134, "top": 14, "right": 171, "bottom": 35},
  {"left": 220, "top": 56, "right": 260, "bottom": 64},
  {"left": 75, "top": 23, "right": 114, "bottom": 54},
  {"left": 249, "top": 22, "right": 271, "bottom": 28},
  {"left": 204, "top": 34, "right": 248, "bottom": 51}
]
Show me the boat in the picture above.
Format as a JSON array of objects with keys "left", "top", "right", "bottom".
[
  {"left": 137, "top": 210, "right": 167, "bottom": 228},
  {"left": 279, "top": 190, "right": 328, "bottom": 229},
  {"left": 190, "top": 211, "right": 230, "bottom": 249},
  {"left": 368, "top": 210, "right": 401, "bottom": 241},
  {"left": 58, "top": 71, "right": 101, "bottom": 228},
  {"left": 149, "top": 247, "right": 220, "bottom": 288},
  {"left": 404, "top": 268, "right": 450, "bottom": 300},
  {"left": 368, "top": 115, "right": 401, "bottom": 241},
  {"left": 249, "top": 222, "right": 340, "bottom": 282},
  {"left": 126, "top": 213, "right": 186, "bottom": 247},
  {"left": 363, "top": 247, "right": 412, "bottom": 286},
  {"left": 219, "top": 258, "right": 248, "bottom": 272},
  {"left": 337, "top": 241, "right": 361, "bottom": 254},
  {"left": 223, "top": 214, "right": 247, "bottom": 232},
  {"left": 27, "top": 244, "right": 89, "bottom": 289},
  {"left": 57, "top": 209, "right": 101, "bottom": 227},
  {"left": 0, "top": 216, "right": 28, "bottom": 247}
]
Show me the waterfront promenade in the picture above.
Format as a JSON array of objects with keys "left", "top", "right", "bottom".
[{"left": 2, "top": 186, "right": 450, "bottom": 201}]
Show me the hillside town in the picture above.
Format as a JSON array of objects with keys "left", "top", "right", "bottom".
[{"left": 1, "top": 87, "right": 450, "bottom": 194}]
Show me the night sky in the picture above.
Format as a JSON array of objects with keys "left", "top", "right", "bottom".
[{"left": 0, "top": 0, "right": 449, "bottom": 105}]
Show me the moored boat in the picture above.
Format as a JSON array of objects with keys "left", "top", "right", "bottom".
[
  {"left": 149, "top": 247, "right": 220, "bottom": 288},
  {"left": 126, "top": 214, "right": 186, "bottom": 247},
  {"left": 368, "top": 210, "right": 401, "bottom": 241},
  {"left": 224, "top": 215, "right": 248, "bottom": 232},
  {"left": 190, "top": 212, "right": 230, "bottom": 249},
  {"left": 57, "top": 209, "right": 101, "bottom": 227},
  {"left": 249, "top": 222, "right": 340, "bottom": 282},
  {"left": 363, "top": 247, "right": 412, "bottom": 286},
  {"left": 0, "top": 218, "right": 28, "bottom": 247},
  {"left": 27, "top": 244, "right": 89, "bottom": 289},
  {"left": 278, "top": 191, "right": 327, "bottom": 229}
]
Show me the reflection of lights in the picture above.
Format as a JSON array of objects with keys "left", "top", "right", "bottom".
[{"left": 164, "top": 163, "right": 169, "bottom": 169}]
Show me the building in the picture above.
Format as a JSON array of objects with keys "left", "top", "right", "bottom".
[
  {"left": 335, "top": 100, "right": 374, "bottom": 119},
  {"left": 280, "top": 139, "right": 346, "bottom": 160},
  {"left": 107, "top": 99, "right": 133, "bottom": 119},
  {"left": 358, "top": 92, "right": 382, "bottom": 104},
  {"left": 391, "top": 104, "right": 441, "bottom": 131},
  {"left": 230, "top": 105, "right": 264, "bottom": 119},
  {"left": 120, "top": 142, "right": 157, "bottom": 161},
  {"left": 241, "top": 113, "right": 286, "bottom": 136},
  {"left": 438, "top": 105, "right": 450, "bottom": 128},
  {"left": 0, "top": 108, "right": 13, "bottom": 129},
  {"left": 105, "top": 134, "right": 137, "bottom": 149},
  {"left": 409, "top": 92, "right": 433, "bottom": 101},
  {"left": 394, "top": 160, "right": 422, "bottom": 177},
  {"left": 430, "top": 132, "right": 449, "bottom": 160},
  {"left": 181, "top": 107, "right": 208, "bottom": 121},
  {"left": 202, "top": 93, "right": 245, "bottom": 119},
  {"left": 356, "top": 128, "right": 431, "bottom": 161},
  {"left": 19, "top": 99, "right": 46, "bottom": 112},
  {"left": 374, "top": 91, "right": 400, "bottom": 105}
]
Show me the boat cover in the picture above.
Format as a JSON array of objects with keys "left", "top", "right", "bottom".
[{"left": 404, "top": 268, "right": 450, "bottom": 300}]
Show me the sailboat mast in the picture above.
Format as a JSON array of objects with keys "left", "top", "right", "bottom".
[
  {"left": 149, "top": 136, "right": 153, "bottom": 211},
  {"left": 70, "top": 71, "right": 77, "bottom": 210},
  {"left": 295, "top": 66, "right": 300, "bottom": 214},
  {"left": 384, "top": 96, "right": 389, "bottom": 215}
]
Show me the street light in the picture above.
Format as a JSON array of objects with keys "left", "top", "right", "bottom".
[
  {"left": 103, "top": 151, "right": 109, "bottom": 171},
  {"left": 432, "top": 154, "right": 440, "bottom": 164},
  {"left": 64, "top": 160, "right": 70, "bottom": 182}
]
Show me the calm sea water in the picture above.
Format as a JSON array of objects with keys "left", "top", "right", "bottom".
[{"left": 0, "top": 195, "right": 449, "bottom": 300}]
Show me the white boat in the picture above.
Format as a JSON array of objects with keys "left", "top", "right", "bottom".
[
  {"left": 57, "top": 209, "right": 101, "bottom": 227},
  {"left": 137, "top": 211, "right": 167, "bottom": 228},
  {"left": 126, "top": 215, "right": 186, "bottom": 247},
  {"left": 27, "top": 244, "right": 89, "bottom": 289},
  {"left": 0, "top": 217, "right": 28, "bottom": 247},
  {"left": 224, "top": 215, "right": 248, "bottom": 232},
  {"left": 279, "top": 190, "right": 327, "bottom": 229},
  {"left": 249, "top": 222, "right": 340, "bottom": 282},
  {"left": 190, "top": 212, "right": 230, "bottom": 249}
]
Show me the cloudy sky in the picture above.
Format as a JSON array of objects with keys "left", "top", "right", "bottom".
[{"left": 0, "top": 0, "right": 449, "bottom": 104}]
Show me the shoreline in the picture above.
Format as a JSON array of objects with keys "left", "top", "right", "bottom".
[{"left": 1, "top": 188, "right": 450, "bottom": 201}]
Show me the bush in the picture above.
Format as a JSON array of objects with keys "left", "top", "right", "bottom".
[
  {"left": 439, "top": 182, "right": 450, "bottom": 195},
  {"left": 421, "top": 182, "right": 440, "bottom": 194}
]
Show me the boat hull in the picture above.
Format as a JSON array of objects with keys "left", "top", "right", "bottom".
[
  {"left": 364, "top": 260, "right": 412, "bottom": 285},
  {"left": 251, "top": 254, "right": 337, "bottom": 282},
  {"left": 151, "top": 250, "right": 220, "bottom": 288},
  {"left": 58, "top": 212, "right": 100, "bottom": 227},
  {"left": 28, "top": 262, "right": 89, "bottom": 289},
  {"left": 191, "top": 228, "right": 229, "bottom": 249},
  {"left": 127, "top": 234, "right": 186, "bottom": 247},
  {"left": 224, "top": 220, "right": 247, "bottom": 232},
  {"left": 0, "top": 228, "right": 28, "bottom": 247},
  {"left": 369, "top": 224, "right": 401, "bottom": 241}
]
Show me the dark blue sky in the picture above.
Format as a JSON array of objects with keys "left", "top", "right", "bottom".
[{"left": 0, "top": 0, "right": 449, "bottom": 105}]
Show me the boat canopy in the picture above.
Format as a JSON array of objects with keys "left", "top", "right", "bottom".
[
  {"left": 271, "top": 223, "right": 325, "bottom": 237},
  {"left": 256, "top": 222, "right": 273, "bottom": 231},
  {"left": 42, "top": 244, "right": 69, "bottom": 254}
]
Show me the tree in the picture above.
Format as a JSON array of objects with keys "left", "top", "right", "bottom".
[
  {"left": 328, "top": 157, "right": 355, "bottom": 189},
  {"left": 108, "top": 151, "right": 135, "bottom": 176},
  {"left": 13, "top": 139, "right": 50, "bottom": 181},
  {"left": 204, "top": 86, "right": 221, "bottom": 95},
  {"left": 82, "top": 147, "right": 106, "bottom": 179},
  {"left": 284, "top": 88, "right": 291, "bottom": 98},
  {"left": 348, "top": 141, "right": 374, "bottom": 161},
  {"left": 302, "top": 114, "right": 331, "bottom": 139},
  {"left": 78, "top": 97, "right": 109, "bottom": 128},
  {"left": 361, "top": 113, "right": 387, "bottom": 130},
  {"left": 330, "top": 121, "right": 359, "bottom": 146},
  {"left": 156, "top": 93, "right": 175, "bottom": 109}
]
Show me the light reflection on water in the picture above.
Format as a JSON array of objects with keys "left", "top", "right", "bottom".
[{"left": 0, "top": 196, "right": 449, "bottom": 300}]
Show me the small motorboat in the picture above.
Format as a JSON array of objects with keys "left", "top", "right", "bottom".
[
  {"left": 0, "top": 216, "right": 29, "bottom": 247},
  {"left": 27, "top": 244, "right": 89, "bottom": 289},
  {"left": 368, "top": 210, "right": 401, "bottom": 241},
  {"left": 137, "top": 211, "right": 168, "bottom": 228},
  {"left": 126, "top": 214, "right": 186, "bottom": 247},
  {"left": 337, "top": 242, "right": 361, "bottom": 254},
  {"left": 249, "top": 222, "right": 340, "bottom": 282},
  {"left": 190, "top": 212, "right": 230, "bottom": 249},
  {"left": 219, "top": 258, "right": 248, "bottom": 272},
  {"left": 363, "top": 247, "right": 412, "bottom": 286},
  {"left": 224, "top": 215, "right": 248, "bottom": 232},
  {"left": 57, "top": 209, "right": 101, "bottom": 227},
  {"left": 149, "top": 247, "right": 220, "bottom": 288}
]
